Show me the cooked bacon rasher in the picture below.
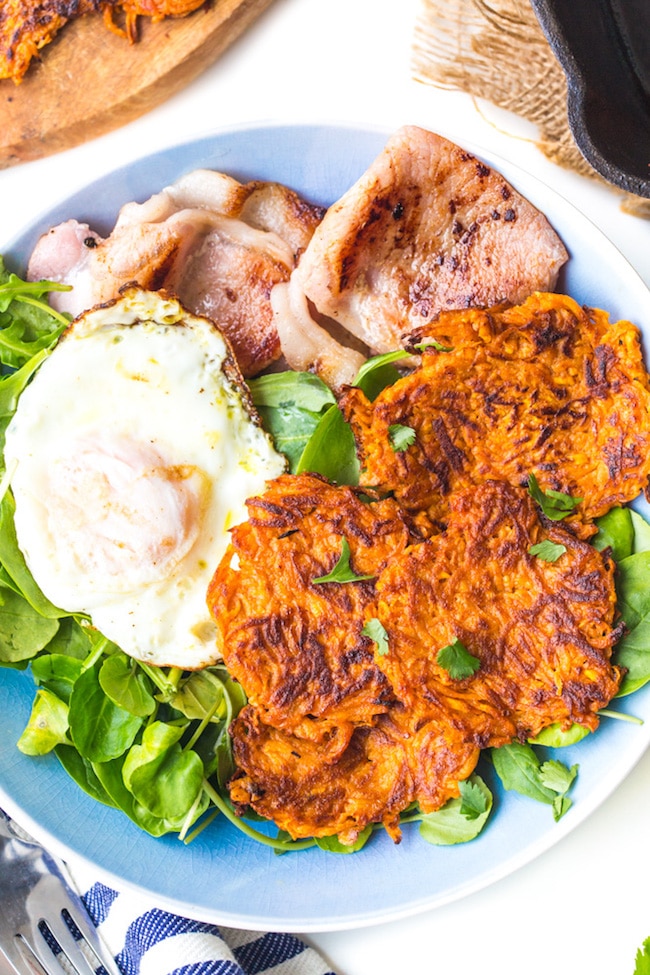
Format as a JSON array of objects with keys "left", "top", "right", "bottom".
[{"left": 341, "top": 291, "right": 650, "bottom": 537}]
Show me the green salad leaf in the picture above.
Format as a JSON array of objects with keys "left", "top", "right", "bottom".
[
  {"left": 527, "top": 472, "right": 582, "bottom": 521},
  {"left": 634, "top": 937, "right": 650, "bottom": 975},
  {"left": 388, "top": 423, "right": 416, "bottom": 453},
  {"left": 352, "top": 349, "right": 411, "bottom": 401},
  {"left": 362, "top": 617, "right": 389, "bottom": 656},
  {"left": 0, "top": 257, "right": 70, "bottom": 369},
  {"left": 295, "top": 404, "right": 359, "bottom": 485},
  {"left": 528, "top": 539, "right": 566, "bottom": 562},
  {"left": 417, "top": 775, "right": 492, "bottom": 845},
  {"left": 247, "top": 371, "right": 336, "bottom": 470},
  {"left": 436, "top": 638, "right": 480, "bottom": 680},
  {"left": 313, "top": 538, "right": 374, "bottom": 584},
  {"left": 491, "top": 741, "right": 577, "bottom": 821}
]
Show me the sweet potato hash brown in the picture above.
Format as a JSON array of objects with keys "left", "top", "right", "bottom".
[
  {"left": 208, "top": 474, "right": 623, "bottom": 844},
  {"left": 374, "top": 481, "right": 623, "bottom": 747},
  {"left": 207, "top": 473, "right": 414, "bottom": 758},
  {"left": 229, "top": 708, "right": 480, "bottom": 844},
  {"left": 341, "top": 291, "right": 650, "bottom": 538},
  {"left": 0, "top": 0, "right": 207, "bottom": 82}
]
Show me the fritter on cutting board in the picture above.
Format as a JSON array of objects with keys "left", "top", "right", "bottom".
[
  {"left": 341, "top": 291, "right": 650, "bottom": 537},
  {"left": 0, "top": 0, "right": 206, "bottom": 82},
  {"left": 207, "top": 472, "right": 414, "bottom": 758}
]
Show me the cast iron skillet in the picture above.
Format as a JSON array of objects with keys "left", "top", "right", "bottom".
[{"left": 530, "top": 0, "right": 650, "bottom": 197}]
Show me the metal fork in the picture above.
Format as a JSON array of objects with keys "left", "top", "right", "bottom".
[{"left": 0, "top": 810, "right": 121, "bottom": 975}]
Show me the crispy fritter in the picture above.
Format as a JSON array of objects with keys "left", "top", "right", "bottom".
[
  {"left": 217, "top": 475, "right": 622, "bottom": 845},
  {"left": 229, "top": 706, "right": 479, "bottom": 842},
  {"left": 374, "top": 481, "right": 624, "bottom": 745},
  {"left": 207, "top": 472, "right": 414, "bottom": 756},
  {"left": 341, "top": 292, "right": 650, "bottom": 537},
  {"left": 0, "top": 0, "right": 206, "bottom": 82}
]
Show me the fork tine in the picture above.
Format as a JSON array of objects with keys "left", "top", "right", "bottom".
[
  {"left": 24, "top": 874, "right": 120, "bottom": 975},
  {"left": 0, "top": 936, "right": 49, "bottom": 975},
  {"left": 39, "top": 911, "right": 99, "bottom": 975}
]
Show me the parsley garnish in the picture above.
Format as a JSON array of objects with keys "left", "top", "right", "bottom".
[
  {"left": 527, "top": 472, "right": 582, "bottom": 521},
  {"left": 436, "top": 639, "right": 480, "bottom": 680},
  {"left": 388, "top": 423, "right": 416, "bottom": 453},
  {"left": 313, "top": 538, "right": 375, "bottom": 585},
  {"left": 362, "top": 618, "right": 389, "bottom": 655},
  {"left": 528, "top": 539, "right": 567, "bottom": 562}
]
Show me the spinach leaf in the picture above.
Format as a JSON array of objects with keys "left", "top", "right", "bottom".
[
  {"left": 353, "top": 350, "right": 412, "bottom": 401},
  {"left": 0, "top": 490, "right": 64, "bottom": 619},
  {"left": 17, "top": 688, "right": 69, "bottom": 755},
  {"left": 99, "top": 653, "right": 156, "bottom": 717},
  {"left": 296, "top": 405, "right": 359, "bottom": 485},
  {"left": 91, "top": 757, "right": 182, "bottom": 837},
  {"left": 528, "top": 722, "right": 589, "bottom": 748},
  {"left": 612, "top": 550, "right": 650, "bottom": 695},
  {"left": 0, "top": 584, "right": 59, "bottom": 663},
  {"left": 31, "top": 653, "right": 84, "bottom": 702},
  {"left": 593, "top": 507, "right": 635, "bottom": 561},
  {"left": 631, "top": 509, "right": 650, "bottom": 555},
  {"left": 68, "top": 665, "right": 143, "bottom": 762},
  {"left": 315, "top": 826, "right": 373, "bottom": 854},
  {"left": 55, "top": 744, "right": 117, "bottom": 807},
  {"left": 418, "top": 775, "right": 492, "bottom": 845},
  {"left": 122, "top": 721, "right": 205, "bottom": 821},
  {"left": 248, "top": 372, "right": 335, "bottom": 471}
]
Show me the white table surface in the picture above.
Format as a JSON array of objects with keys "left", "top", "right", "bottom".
[{"left": 2, "top": 1, "right": 650, "bottom": 972}]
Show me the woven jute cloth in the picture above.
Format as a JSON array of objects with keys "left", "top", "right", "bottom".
[{"left": 412, "top": 0, "right": 650, "bottom": 218}]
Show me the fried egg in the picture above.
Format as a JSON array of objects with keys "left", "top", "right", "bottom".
[{"left": 4, "top": 286, "right": 286, "bottom": 668}]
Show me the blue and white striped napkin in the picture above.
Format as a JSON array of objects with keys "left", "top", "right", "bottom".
[{"left": 75, "top": 876, "right": 338, "bottom": 975}]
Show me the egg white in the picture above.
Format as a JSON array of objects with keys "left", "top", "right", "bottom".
[{"left": 4, "top": 287, "right": 286, "bottom": 668}]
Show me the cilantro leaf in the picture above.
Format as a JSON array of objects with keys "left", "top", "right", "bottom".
[
  {"left": 388, "top": 423, "right": 416, "bottom": 453},
  {"left": 417, "top": 774, "right": 492, "bottom": 845},
  {"left": 538, "top": 758, "right": 578, "bottom": 795},
  {"left": 412, "top": 338, "right": 454, "bottom": 353},
  {"left": 436, "top": 639, "right": 480, "bottom": 680},
  {"left": 362, "top": 618, "right": 389, "bottom": 656},
  {"left": 634, "top": 937, "right": 650, "bottom": 975},
  {"left": 313, "top": 538, "right": 375, "bottom": 585},
  {"left": 527, "top": 472, "right": 582, "bottom": 521},
  {"left": 528, "top": 539, "right": 567, "bottom": 562},
  {"left": 458, "top": 777, "right": 489, "bottom": 820},
  {"left": 492, "top": 742, "right": 578, "bottom": 821}
]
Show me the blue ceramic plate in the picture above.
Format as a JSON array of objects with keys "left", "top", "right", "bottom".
[{"left": 1, "top": 123, "right": 650, "bottom": 932}]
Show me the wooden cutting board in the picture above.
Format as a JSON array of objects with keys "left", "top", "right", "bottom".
[{"left": 0, "top": 0, "right": 274, "bottom": 169}]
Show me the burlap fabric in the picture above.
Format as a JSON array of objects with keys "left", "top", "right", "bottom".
[{"left": 412, "top": 0, "right": 650, "bottom": 218}]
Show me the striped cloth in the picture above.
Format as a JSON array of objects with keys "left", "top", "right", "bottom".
[{"left": 77, "top": 878, "right": 338, "bottom": 975}]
